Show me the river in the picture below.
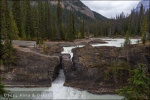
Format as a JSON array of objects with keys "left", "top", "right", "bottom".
[{"left": 4, "top": 38, "right": 139, "bottom": 100}]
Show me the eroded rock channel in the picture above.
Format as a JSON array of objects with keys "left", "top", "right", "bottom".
[
  {"left": 1, "top": 39, "right": 150, "bottom": 95},
  {"left": 62, "top": 43, "right": 150, "bottom": 94}
]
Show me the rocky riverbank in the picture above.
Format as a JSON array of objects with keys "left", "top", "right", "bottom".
[
  {"left": 1, "top": 38, "right": 107, "bottom": 87},
  {"left": 1, "top": 39, "right": 149, "bottom": 94},
  {"left": 62, "top": 43, "right": 150, "bottom": 94},
  {"left": 46, "top": 38, "right": 108, "bottom": 47},
  {"left": 1, "top": 44, "right": 62, "bottom": 87}
]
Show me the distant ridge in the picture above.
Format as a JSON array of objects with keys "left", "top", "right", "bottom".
[{"left": 49, "top": 0, "right": 107, "bottom": 20}]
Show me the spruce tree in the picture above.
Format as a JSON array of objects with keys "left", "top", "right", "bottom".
[
  {"left": 7, "top": 10, "right": 19, "bottom": 40},
  {"left": 51, "top": 12, "right": 56, "bottom": 40},
  {"left": 38, "top": 0, "right": 46, "bottom": 40},
  {"left": 124, "top": 31, "right": 131, "bottom": 46},
  {"left": 44, "top": 0, "right": 51, "bottom": 40},
  {"left": 0, "top": 0, "right": 13, "bottom": 97},
  {"left": 20, "top": 1, "right": 27, "bottom": 40},
  {"left": 138, "top": 4, "right": 144, "bottom": 35},
  {"left": 32, "top": 7, "right": 40, "bottom": 44},
  {"left": 81, "top": 19, "right": 85, "bottom": 38},
  {"left": 2, "top": 39, "right": 15, "bottom": 67},
  {"left": 12, "top": 0, "right": 22, "bottom": 38},
  {"left": 0, "top": 78, "right": 7, "bottom": 97},
  {"left": 61, "top": 23, "right": 65, "bottom": 40},
  {"left": 56, "top": 0, "right": 62, "bottom": 40},
  {"left": 20, "top": 23, "right": 26, "bottom": 40},
  {"left": 0, "top": 0, "right": 15, "bottom": 66},
  {"left": 68, "top": 12, "right": 76, "bottom": 40},
  {"left": 117, "top": 64, "right": 150, "bottom": 100},
  {"left": 148, "top": 0, "right": 150, "bottom": 42},
  {"left": 141, "top": 16, "right": 148, "bottom": 44},
  {"left": 37, "top": 0, "right": 44, "bottom": 44},
  {"left": 0, "top": 0, "right": 3, "bottom": 61},
  {"left": 24, "top": 0, "right": 33, "bottom": 40},
  {"left": 0, "top": 0, "right": 7, "bottom": 40}
]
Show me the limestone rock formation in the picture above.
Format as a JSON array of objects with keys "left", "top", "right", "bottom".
[
  {"left": 62, "top": 44, "right": 150, "bottom": 94},
  {"left": 2, "top": 45, "right": 61, "bottom": 87}
]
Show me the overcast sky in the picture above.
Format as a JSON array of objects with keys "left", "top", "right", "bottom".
[{"left": 81, "top": 0, "right": 141, "bottom": 18}]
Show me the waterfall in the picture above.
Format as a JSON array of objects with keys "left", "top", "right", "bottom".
[
  {"left": 37, "top": 70, "right": 123, "bottom": 100},
  {"left": 5, "top": 39, "right": 140, "bottom": 100}
]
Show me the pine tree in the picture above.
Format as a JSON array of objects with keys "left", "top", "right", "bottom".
[
  {"left": 24, "top": 0, "right": 33, "bottom": 40},
  {"left": 117, "top": 64, "right": 150, "bottom": 100},
  {"left": 0, "top": 78, "right": 7, "bottom": 97},
  {"left": 56, "top": 0, "right": 62, "bottom": 40},
  {"left": 12, "top": 0, "right": 22, "bottom": 38},
  {"left": 38, "top": 0, "right": 46, "bottom": 40},
  {"left": 68, "top": 12, "right": 76, "bottom": 40},
  {"left": 0, "top": 0, "right": 7, "bottom": 40},
  {"left": 138, "top": 4, "right": 144, "bottom": 35},
  {"left": 0, "top": 0, "right": 3, "bottom": 61},
  {"left": 37, "top": 0, "right": 44, "bottom": 44},
  {"left": 21, "top": 23, "right": 26, "bottom": 40},
  {"left": 44, "top": 0, "right": 51, "bottom": 40},
  {"left": 32, "top": 6, "right": 40, "bottom": 43},
  {"left": 7, "top": 10, "right": 19, "bottom": 40},
  {"left": 61, "top": 23, "right": 65, "bottom": 40},
  {"left": 2, "top": 39, "right": 15, "bottom": 66},
  {"left": 141, "top": 16, "right": 148, "bottom": 44},
  {"left": 51, "top": 12, "right": 56, "bottom": 40},
  {"left": 20, "top": 1, "right": 27, "bottom": 40},
  {"left": 124, "top": 31, "right": 131, "bottom": 46},
  {"left": 81, "top": 19, "right": 85, "bottom": 38},
  {"left": 0, "top": 0, "right": 13, "bottom": 97},
  {"left": 0, "top": 0, "right": 2, "bottom": 53},
  {"left": 148, "top": 7, "right": 150, "bottom": 35},
  {"left": 71, "top": 12, "right": 76, "bottom": 39},
  {"left": 0, "top": 0, "right": 15, "bottom": 66}
]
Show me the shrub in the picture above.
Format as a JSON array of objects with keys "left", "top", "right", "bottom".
[{"left": 116, "top": 64, "right": 150, "bottom": 100}]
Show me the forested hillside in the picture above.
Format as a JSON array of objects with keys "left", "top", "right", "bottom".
[
  {"left": 0, "top": 0, "right": 149, "bottom": 43},
  {"left": 0, "top": 0, "right": 107, "bottom": 42},
  {"left": 108, "top": 4, "right": 150, "bottom": 37}
]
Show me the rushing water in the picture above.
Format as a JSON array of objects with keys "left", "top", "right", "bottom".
[
  {"left": 62, "top": 38, "right": 140, "bottom": 58},
  {"left": 5, "top": 39, "right": 140, "bottom": 100},
  {"left": 5, "top": 70, "right": 123, "bottom": 100}
]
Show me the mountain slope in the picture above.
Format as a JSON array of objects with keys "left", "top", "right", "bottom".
[{"left": 50, "top": 0, "right": 107, "bottom": 20}]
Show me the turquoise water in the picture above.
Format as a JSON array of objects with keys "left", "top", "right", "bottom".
[
  {"left": 4, "top": 39, "right": 139, "bottom": 100},
  {"left": 5, "top": 70, "right": 123, "bottom": 100}
]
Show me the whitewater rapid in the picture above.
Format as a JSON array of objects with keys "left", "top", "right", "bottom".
[
  {"left": 5, "top": 38, "right": 139, "bottom": 100},
  {"left": 48, "top": 38, "right": 138, "bottom": 99},
  {"left": 35, "top": 70, "right": 123, "bottom": 99}
]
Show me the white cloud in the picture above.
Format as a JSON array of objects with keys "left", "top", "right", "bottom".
[{"left": 81, "top": 0, "right": 141, "bottom": 18}]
